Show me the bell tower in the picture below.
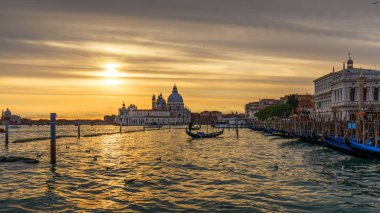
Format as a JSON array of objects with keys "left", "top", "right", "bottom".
[{"left": 152, "top": 94, "right": 156, "bottom": 109}]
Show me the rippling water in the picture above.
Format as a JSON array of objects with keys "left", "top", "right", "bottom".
[{"left": 1, "top": 126, "right": 380, "bottom": 212}]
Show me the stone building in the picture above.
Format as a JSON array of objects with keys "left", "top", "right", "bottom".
[
  {"left": 118, "top": 84, "right": 191, "bottom": 126},
  {"left": 245, "top": 99, "right": 282, "bottom": 120},
  {"left": 314, "top": 54, "right": 380, "bottom": 120}
]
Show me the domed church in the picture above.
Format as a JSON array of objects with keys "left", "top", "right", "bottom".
[{"left": 118, "top": 84, "right": 191, "bottom": 126}]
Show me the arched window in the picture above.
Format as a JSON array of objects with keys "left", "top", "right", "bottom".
[
  {"left": 350, "top": 88, "right": 355, "bottom": 101},
  {"left": 364, "top": 88, "right": 367, "bottom": 101},
  {"left": 374, "top": 88, "right": 379, "bottom": 101}
]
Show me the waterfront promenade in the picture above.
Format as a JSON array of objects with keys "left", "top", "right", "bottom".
[{"left": 1, "top": 126, "right": 380, "bottom": 211}]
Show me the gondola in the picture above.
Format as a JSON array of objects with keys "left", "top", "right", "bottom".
[
  {"left": 186, "top": 129, "right": 224, "bottom": 138},
  {"left": 247, "top": 125, "right": 264, "bottom": 131},
  {"left": 322, "top": 135, "right": 371, "bottom": 158},
  {"left": 346, "top": 138, "right": 380, "bottom": 158},
  {"left": 273, "top": 131, "right": 293, "bottom": 138}
]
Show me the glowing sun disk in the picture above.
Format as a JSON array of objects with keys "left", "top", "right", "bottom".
[{"left": 102, "top": 63, "right": 126, "bottom": 78}]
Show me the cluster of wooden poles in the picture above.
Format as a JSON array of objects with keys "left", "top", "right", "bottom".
[{"left": 251, "top": 111, "right": 380, "bottom": 147}]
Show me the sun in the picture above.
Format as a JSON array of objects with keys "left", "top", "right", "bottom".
[{"left": 103, "top": 63, "right": 121, "bottom": 78}]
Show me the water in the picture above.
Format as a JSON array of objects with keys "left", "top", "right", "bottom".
[{"left": 1, "top": 126, "right": 380, "bottom": 212}]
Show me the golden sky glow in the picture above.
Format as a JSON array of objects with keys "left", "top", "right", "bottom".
[{"left": 1, "top": 0, "right": 380, "bottom": 119}]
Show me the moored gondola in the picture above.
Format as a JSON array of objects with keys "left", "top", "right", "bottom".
[
  {"left": 346, "top": 138, "right": 380, "bottom": 158},
  {"left": 323, "top": 135, "right": 356, "bottom": 154},
  {"left": 247, "top": 125, "right": 265, "bottom": 132},
  {"left": 322, "top": 135, "right": 372, "bottom": 158}
]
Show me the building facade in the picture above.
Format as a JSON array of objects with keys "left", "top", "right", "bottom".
[
  {"left": 104, "top": 115, "right": 117, "bottom": 125},
  {"left": 1, "top": 108, "right": 22, "bottom": 125},
  {"left": 280, "top": 93, "right": 315, "bottom": 114},
  {"left": 314, "top": 55, "right": 380, "bottom": 120},
  {"left": 245, "top": 99, "right": 282, "bottom": 120},
  {"left": 117, "top": 85, "right": 191, "bottom": 126}
]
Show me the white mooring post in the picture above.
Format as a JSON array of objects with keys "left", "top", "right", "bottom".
[{"left": 50, "top": 113, "right": 57, "bottom": 165}]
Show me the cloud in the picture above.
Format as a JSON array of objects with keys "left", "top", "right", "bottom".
[{"left": 1, "top": 0, "right": 380, "bottom": 117}]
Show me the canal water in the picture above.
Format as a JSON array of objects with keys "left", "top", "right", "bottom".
[{"left": 1, "top": 126, "right": 380, "bottom": 212}]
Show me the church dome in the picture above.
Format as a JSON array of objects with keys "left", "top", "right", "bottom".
[{"left": 168, "top": 85, "right": 183, "bottom": 103}]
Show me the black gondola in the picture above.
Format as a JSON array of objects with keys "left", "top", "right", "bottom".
[{"left": 186, "top": 129, "right": 224, "bottom": 138}]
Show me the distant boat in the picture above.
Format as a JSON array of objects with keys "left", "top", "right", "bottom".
[
  {"left": 213, "top": 118, "right": 245, "bottom": 128},
  {"left": 185, "top": 129, "right": 224, "bottom": 138},
  {"left": 9, "top": 126, "right": 21, "bottom": 129}
]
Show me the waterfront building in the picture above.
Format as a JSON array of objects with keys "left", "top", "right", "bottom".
[
  {"left": 200, "top": 111, "right": 223, "bottom": 124},
  {"left": 314, "top": 54, "right": 380, "bottom": 120},
  {"left": 297, "top": 94, "right": 315, "bottom": 113},
  {"left": 104, "top": 115, "right": 117, "bottom": 125},
  {"left": 117, "top": 84, "right": 191, "bottom": 125},
  {"left": 280, "top": 93, "right": 315, "bottom": 114},
  {"left": 1, "top": 109, "right": 22, "bottom": 125},
  {"left": 245, "top": 99, "right": 281, "bottom": 120}
]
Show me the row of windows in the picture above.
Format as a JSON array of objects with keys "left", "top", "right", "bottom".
[
  {"left": 120, "top": 117, "right": 188, "bottom": 125},
  {"left": 315, "top": 80, "right": 332, "bottom": 93},
  {"left": 316, "top": 99, "right": 331, "bottom": 109},
  {"left": 119, "top": 111, "right": 170, "bottom": 116},
  {"left": 349, "top": 88, "right": 379, "bottom": 101},
  {"left": 332, "top": 89, "right": 343, "bottom": 102},
  {"left": 168, "top": 106, "right": 184, "bottom": 110}
]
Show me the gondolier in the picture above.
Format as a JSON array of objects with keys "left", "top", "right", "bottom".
[{"left": 188, "top": 121, "right": 194, "bottom": 131}]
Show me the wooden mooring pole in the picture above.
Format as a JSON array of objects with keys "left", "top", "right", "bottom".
[
  {"left": 77, "top": 119, "right": 81, "bottom": 139},
  {"left": 235, "top": 114, "right": 239, "bottom": 138},
  {"left": 119, "top": 118, "right": 122, "bottom": 134},
  {"left": 4, "top": 120, "right": 9, "bottom": 145},
  {"left": 50, "top": 113, "right": 57, "bottom": 165},
  {"left": 375, "top": 120, "right": 379, "bottom": 147}
]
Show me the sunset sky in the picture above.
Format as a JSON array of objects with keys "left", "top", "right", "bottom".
[{"left": 1, "top": 0, "right": 380, "bottom": 119}]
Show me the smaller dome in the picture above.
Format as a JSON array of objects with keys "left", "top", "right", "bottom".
[
  {"left": 157, "top": 95, "right": 166, "bottom": 105},
  {"left": 347, "top": 53, "right": 354, "bottom": 68},
  {"left": 4, "top": 108, "right": 11, "bottom": 119}
]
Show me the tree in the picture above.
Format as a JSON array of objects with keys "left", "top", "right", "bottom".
[
  {"left": 286, "top": 94, "right": 298, "bottom": 113},
  {"left": 255, "top": 104, "right": 291, "bottom": 120}
]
